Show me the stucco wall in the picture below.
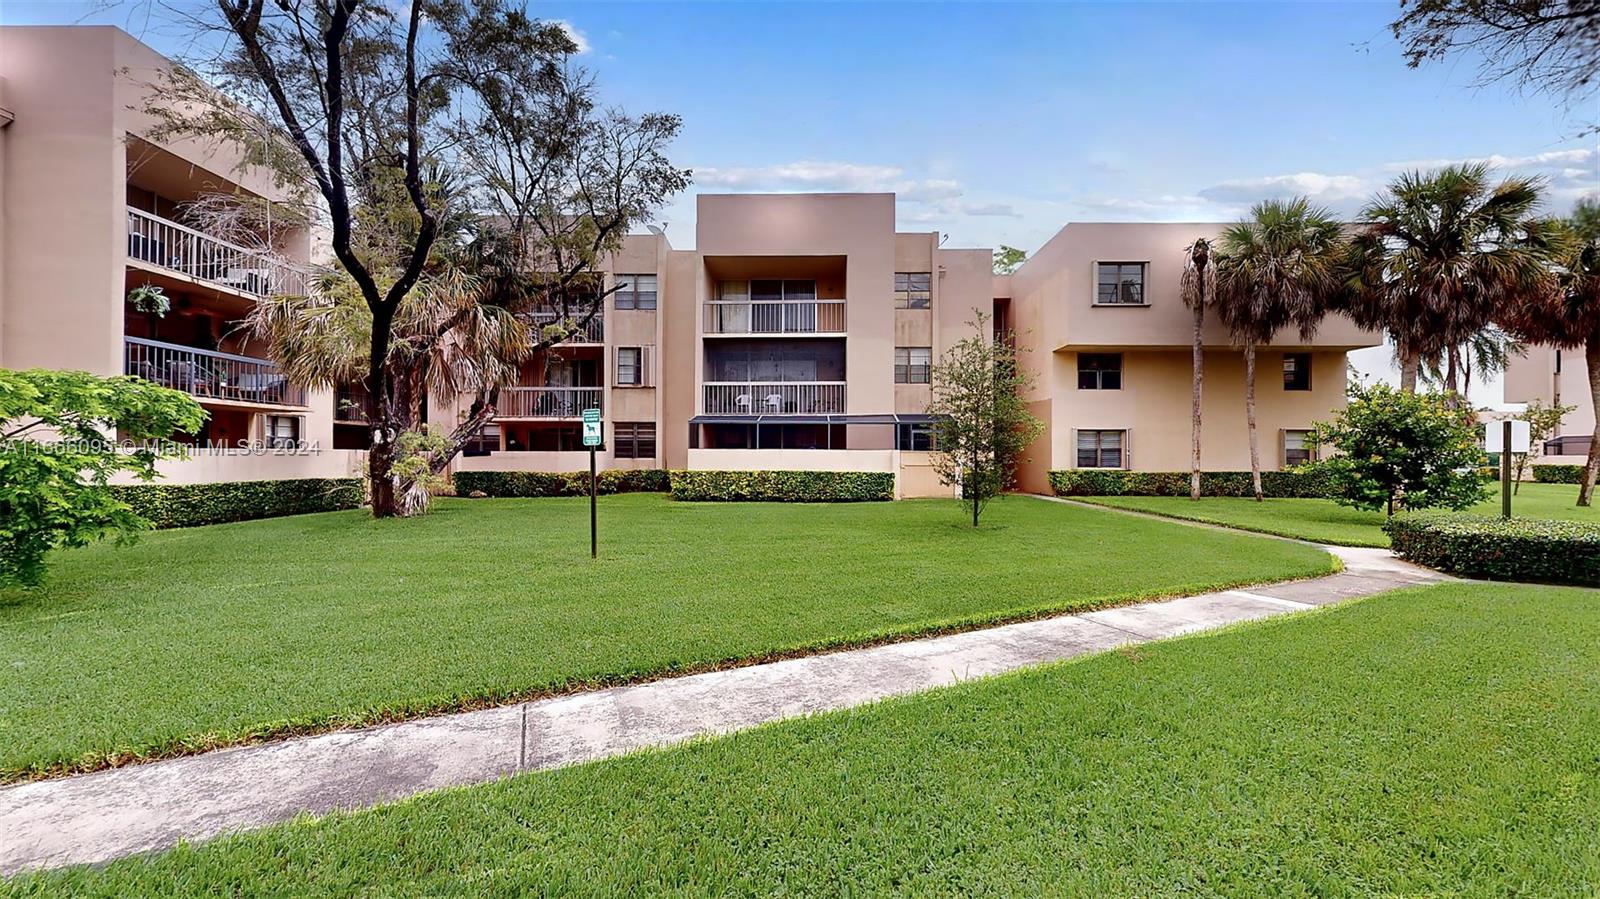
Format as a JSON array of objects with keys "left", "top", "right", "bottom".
[
  {"left": 687, "top": 447, "right": 896, "bottom": 472},
  {"left": 1048, "top": 348, "right": 1347, "bottom": 472},
  {"left": 1504, "top": 344, "right": 1596, "bottom": 441},
  {"left": 114, "top": 447, "right": 367, "bottom": 485}
]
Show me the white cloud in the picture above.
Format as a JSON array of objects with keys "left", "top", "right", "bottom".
[
  {"left": 694, "top": 160, "right": 965, "bottom": 203},
  {"left": 549, "top": 19, "right": 591, "bottom": 54},
  {"left": 1381, "top": 148, "right": 1596, "bottom": 173},
  {"left": 1197, "top": 172, "right": 1371, "bottom": 206}
]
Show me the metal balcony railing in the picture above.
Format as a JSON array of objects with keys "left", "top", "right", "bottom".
[
  {"left": 702, "top": 382, "right": 846, "bottom": 415},
  {"left": 124, "top": 337, "right": 306, "bottom": 406},
  {"left": 498, "top": 386, "right": 603, "bottom": 418},
  {"left": 126, "top": 206, "right": 312, "bottom": 298},
  {"left": 529, "top": 309, "right": 604, "bottom": 344},
  {"left": 703, "top": 299, "right": 846, "bottom": 335}
]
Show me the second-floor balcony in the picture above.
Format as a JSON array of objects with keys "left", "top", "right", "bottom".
[
  {"left": 125, "top": 336, "right": 306, "bottom": 407},
  {"left": 530, "top": 309, "right": 604, "bottom": 344},
  {"left": 498, "top": 386, "right": 603, "bottom": 419},
  {"left": 703, "top": 381, "right": 846, "bottom": 415},
  {"left": 704, "top": 299, "right": 846, "bottom": 336},
  {"left": 127, "top": 206, "right": 311, "bottom": 299}
]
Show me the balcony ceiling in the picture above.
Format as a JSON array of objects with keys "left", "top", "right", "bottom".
[
  {"left": 702, "top": 255, "right": 846, "bottom": 280},
  {"left": 126, "top": 137, "right": 263, "bottom": 205}
]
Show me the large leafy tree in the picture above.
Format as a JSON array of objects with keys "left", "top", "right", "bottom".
[
  {"left": 1391, "top": 0, "right": 1600, "bottom": 124},
  {"left": 1309, "top": 381, "right": 1489, "bottom": 517},
  {"left": 1215, "top": 199, "right": 1345, "bottom": 501},
  {"left": 928, "top": 311, "right": 1044, "bottom": 527},
  {"left": 1, "top": 369, "right": 205, "bottom": 586},
  {"left": 1499, "top": 198, "right": 1600, "bottom": 504},
  {"left": 1180, "top": 238, "right": 1216, "bottom": 501},
  {"left": 1342, "top": 163, "right": 1546, "bottom": 397},
  {"left": 143, "top": 0, "right": 688, "bottom": 517}
]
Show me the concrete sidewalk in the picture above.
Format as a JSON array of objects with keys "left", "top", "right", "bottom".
[{"left": 0, "top": 544, "right": 1446, "bottom": 875}]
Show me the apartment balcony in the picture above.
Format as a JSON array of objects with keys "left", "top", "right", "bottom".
[
  {"left": 703, "top": 299, "right": 846, "bottom": 336},
  {"left": 126, "top": 206, "right": 312, "bottom": 299},
  {"left": 498, "top": 386, "right": 603, "bottom": 419},
  {"left": 125, "top": 337, "right": 306, "bottom": 407},
  {"left": 530, "top": 309, "right": 604, "bottom": 344},
  {"left": 702, "top": 382, "right": 846, "bottom": 415}
]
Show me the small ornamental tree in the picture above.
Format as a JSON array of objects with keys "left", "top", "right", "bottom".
[
  {"left": 928, "top": 311, "right": 1044, "bottom": 526},
  {"left": 1308, "top": 381, "right": 1488, "bottom": 517},
  {"left": 1, "top": 369, "right": 205, "bottom": 586},
  {"left": 1509, "top": 398, "right": 1574, "bottom": 492}
]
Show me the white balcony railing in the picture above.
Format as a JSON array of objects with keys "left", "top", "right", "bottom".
[
  {"left": 530, "top": 309, "right": 604, "bottom": 343},
  {"left": 498, "top": 386, "right": 602, "bottom": 418},
  {"left": 127, "top": 206, "right": 312, "bottom": 298},
  {"left": 703, "top": 299, "right": 846, "bottom": 335},
  {"left": 125, "top": 336, "right": 306, "bottom": 406},
  {"left": 702, "top": 382, "right": 846, "bottom": 415}
]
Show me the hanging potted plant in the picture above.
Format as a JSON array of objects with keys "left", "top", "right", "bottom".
[{"left": 125, "top": 283, "right": 170, "bottom": 339}]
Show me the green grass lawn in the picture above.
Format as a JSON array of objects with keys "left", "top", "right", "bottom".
[
  {"left": 0, "top": 494, "right": 1333, "bottom": 781},
  {"left": 1075, "top": 482, "right": 1600, "bottom": 547},
  {"left": 13, "top": 581, "right": 1599, "bottom": 897}
]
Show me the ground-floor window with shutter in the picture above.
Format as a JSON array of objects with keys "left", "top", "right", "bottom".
[
  {"left": 263, "top": 414, "right": 301, "bottom": 449},
  {"left": 1076, "top": 429, "right": 1126, "bottom": 468},
  {"left": 613, "top": 422, "right": 657, "bottom": 459},
  {"left": 1282, "top": 429, "right": 1315, "bottom": 467}
]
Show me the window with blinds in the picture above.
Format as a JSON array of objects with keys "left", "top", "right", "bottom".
[
  {"left": 615, "top": 346, "right": 653, "bottom": 386},
  {"left": 1076, "top": 429, "right": 1125, "bottom": 468},
  {"left": 615, "top": 274, "right": 658, "bottom": 310}
]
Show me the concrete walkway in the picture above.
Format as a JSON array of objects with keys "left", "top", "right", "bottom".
[{"left": 0, "top": 541, "right": 1447, "bottom": 875}]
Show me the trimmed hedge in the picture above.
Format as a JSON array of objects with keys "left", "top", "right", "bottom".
[
  {"left": 1385, "top": 513, "right": 1600, "bottom": 585},
  {"left": 669, "top": 470, "right": 894, "bottom": 502},
  {"left": 453, "top": 469, "right": 670, "bottom": 498},
  {"left": 1049, "top": 469, "right": 1333, "bottom": 499},
  {"left": 113, "top": 478, "right": 363, "bottom": 529},
  {"left": 1532, "top": 464, "right": 1588, "bottom": 484}
]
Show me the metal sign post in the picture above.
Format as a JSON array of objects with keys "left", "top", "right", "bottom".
[
  {"left": 582, "top": 408, "right": 602, "bottom": 558},
  {"left": 1485, "top": 419, "right": 1532, "bottom": 520}
]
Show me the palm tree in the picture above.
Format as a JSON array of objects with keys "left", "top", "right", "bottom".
[
  {"left": 1215, "top": 199, "right": 1346, "bottom": 501},
  {"left": 1419, "top": 326, "right": 1522, "bottom": 397},
  {"left": 1180, "top": 239, "right": 1215, "bottom": 501},
  {"left": 1500, "top": 199, "right": 1600, "bottom": 505},
  {"left": 1343, "top": 163, "right": 1546, "bottom": 399}
]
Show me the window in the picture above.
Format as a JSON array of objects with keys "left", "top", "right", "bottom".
[
  {"left": 264, "top": 415, "right": 301, "bottom": 449},
  {"left": 1283, "top": 353, "right": 1312, "bottom": 391},
  {"left": 613, "top": 422, "right": 656, "bottom": 459},
  {"left": 1096, "top": 262, "right": 1146, "bottom": 305},
  {"left": 463, "top": 424, "right": 500, "bottom": 457},
  {"left": 1283, "top": 429, "right": 1315, "bottom": 467},
  {"left": 615, "top": 274, "right": 657, "bottom": 310},
  {"left": 897, "top": 422, "right": 936, "bottom": 451},
  {"left": 616, "top": 347, "right": 645, "bottom": 386},
  {"left": 895, "top": 272, "right": 931, "bottom": 309},
  {"left": 895, "top": 347, "right": 932, "bottom": 384},
  {"left": 1077, "top": 429, "right": 1125, "bottom": 468},
  {"left": 1077, "top": 353, "right": 1122, "bottom": 390}
]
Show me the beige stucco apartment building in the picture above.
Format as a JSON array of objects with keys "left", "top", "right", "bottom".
[
  {"left": 1503, "top": 347, "right": 1594, "bottom": 462},
  {"left": 0, "top": 27, "right": 1381, "bottom": 497}
]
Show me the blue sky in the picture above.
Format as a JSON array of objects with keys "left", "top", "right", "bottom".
[{"left": 5, "top": 0, "right": 1597, "bottom": 400}]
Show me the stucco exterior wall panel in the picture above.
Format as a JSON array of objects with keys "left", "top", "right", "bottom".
[{"left": 1049, "top": 349, "right": 1347, "bottom": 472}]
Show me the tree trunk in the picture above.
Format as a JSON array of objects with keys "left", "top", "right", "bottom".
[
  {"left": 365, "top": 357, "right": 399, "bottom": 518},
  {"left": 1245, "top": 342, "right": 1263, "bottom": 501},
  {"left": 1580, "top": 338, "right": 1600, "bottom": 507},
  {"left": 368, "top": 437, "right": 397, "bottom": 518},
  {"left": 1445, "top": 345, "right": 1460, "bottom": 404},
  {"left": 1190, "top": 302, "right": 1204, "bottom": 501},
  {"left": 1398, "top": 348, "right": 1419, "bottom": 393}
]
